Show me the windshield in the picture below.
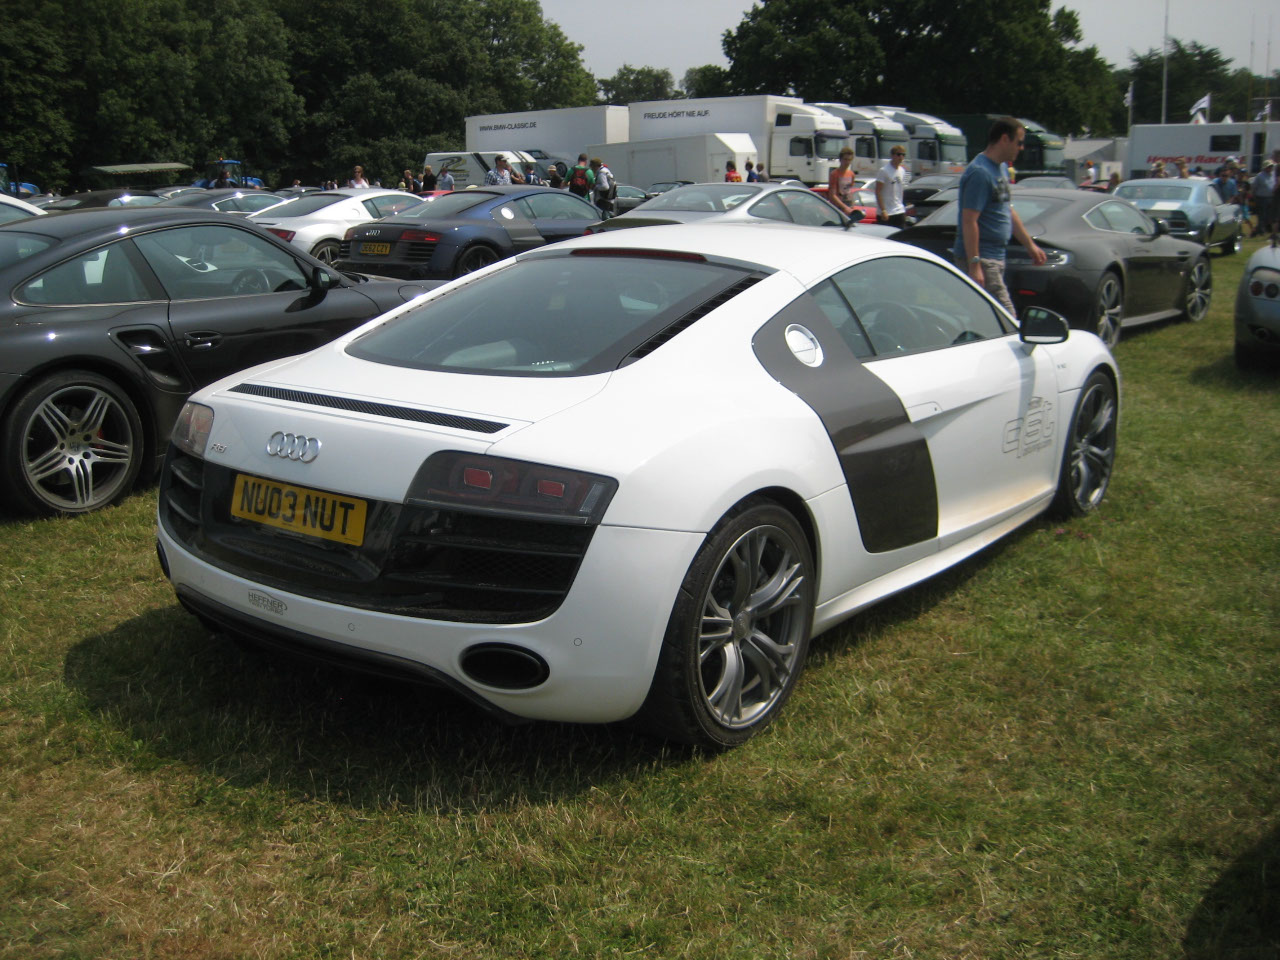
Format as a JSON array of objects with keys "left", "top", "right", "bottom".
[
  {"left": 921, "top": 194, "right": 1070, "bottom": 227},
  {"left": 640, "top": 184, "right": 763, "bottom": 212},
  {"left": 815, "top": 132, "right": 847, "bottom": 160},
  {"left": 346, "top": 253, "right": 753, "bottom": 376},
  {"left": 253, "top": 193, "right": 341, "bottom": 217},
  {"left": 878, "top": 133, "right": 909, "bottom": 160},
  {"left": 0, "top": 231, "right": 54, "bottom": 270},
  {"left": 1115, "top": 184, "right": 1193, "bottom": 202},
  {"left": 400, "top": 191, "right": 494, "bottom": 218},
  {"left": 940, "top": 139, "right": 968, "bottom": 162}
]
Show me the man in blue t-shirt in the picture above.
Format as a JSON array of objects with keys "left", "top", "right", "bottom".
[{"left": 953, "top": 116, "right": 1045, "bottom": 318}]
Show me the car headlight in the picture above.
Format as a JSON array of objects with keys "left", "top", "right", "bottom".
[
  {"left": 1248, "top": 267, "right": 1280, "bottom": 300},
  {"left": 406, "top": 451, "right": 617, "bottom": 525},
  {"left": 172, "top": 402, "right": 215, "bottom": 458}
]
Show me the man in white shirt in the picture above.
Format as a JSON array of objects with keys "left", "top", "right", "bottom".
[
  {"left": 590, "top": 157, "right": 615, "bottom": 219},
  {"left": 875, "top": 146, "right": 909, "bottom": 228}
]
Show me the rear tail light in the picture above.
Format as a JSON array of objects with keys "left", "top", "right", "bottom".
[
  {"left": 406, "top": 452, "right": 617, "bottom": 525},
  {"left": 267, "top": 228, "right": 296, "bottom": 242},
  {"left": 1248, "top": 268, "right": 1280, "bottom": 299},
  {"left": 401, "top": 229, "right": 441, "bottom": 243}
]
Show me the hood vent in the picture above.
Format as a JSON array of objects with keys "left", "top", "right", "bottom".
[
  {"left": 623, "top": 275, "right": 762, "bottom": 364},
  {"left": 229, "top": 383, "right": 508, "bottom": 434}
]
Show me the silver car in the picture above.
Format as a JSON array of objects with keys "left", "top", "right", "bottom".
[
  {"left": 1113, "top": 178, "right": 1242, "bottom": 254},
  {"left": 1234, "top": 237, "right": 1280, "bottom": 369}
]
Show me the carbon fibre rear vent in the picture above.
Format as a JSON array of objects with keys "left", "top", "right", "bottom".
[
  {"left": 228, "top": 384, "right": 508, "bottom": 434},
  {"left": 624, "top": 275, "right": 763, "bottom": 363}
]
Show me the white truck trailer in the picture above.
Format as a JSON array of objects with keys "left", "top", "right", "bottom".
[
  {"left": 1127, "top": 121, "right": 1280, "bottom": 178},
  {"left": 626, "top": 95, "right": 847, "bottom": 185},
  {"left": 584, "top": 134, "right": 759, "bottom": 190},
  {"left": 871, "top": 107, "right": 968, "bottom": 177},
  {"left": 813, "top": 103, "right": 911, "bottom": 177},
  {"left": 465, "top": 106, "right": 629, "bottom": 173}
]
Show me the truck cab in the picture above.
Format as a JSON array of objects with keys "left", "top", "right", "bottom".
[
  {"left": 873, "top": 108, "right": 968, "bottom": 177},
  {"left": 814, "top": 104, "right": 911, "bottom": 178}
]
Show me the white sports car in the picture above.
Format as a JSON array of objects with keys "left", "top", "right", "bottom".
[
  {"left": 249, "top": 188, "right": 425, "bottom": 264},
  {"left": 156, "top": 222, "right": 1119, "bottom": 748}
]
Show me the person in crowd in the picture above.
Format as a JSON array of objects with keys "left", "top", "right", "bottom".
[
  {"left": 1175, "top": 158, "right": 1191, "bottom": 179},
  {"left": 724, "top": 160, "right": 742, "bottom": 182},
  {"left": 1080, "top": 160, "right": 1095, "bottom": 185},
  {"left": 548, "top": 165, "right": 565, "bottom": 189},
  {"left": 827, "top": 147, "right": 858, "bottom": 217},
  {"left": 436, "top": 166, "right": 454, "bottom": 192},
  {"left": 746, "top": 160, "right": 759, "bottom": 183},
  {"left": 875, "top": 144, "right": 910, "bottom": 228},
  {"left": 952, "top": 116, "right": 1046, "bottom": 318},
  {"left": 567, "top": 153, "right": 594, "bottom": 198},
  {"left": 590, "top": 157, "right": 615, "bottom": 218},
  {"left": 1252, "top": 160, "right": 1276, "bottom": 236},
  {"left": 523, "top": 163, "right": 543, "bottom": 185},
  {"left": 1211, "top": 165, "right": 1238, "bottom": 203},
  {"left": 421, "top": 165, "right": 438, "bottom": 191},
  {"left": 1107, "top": 172, "right": 1122, "bottom": 192},
  {"left": 348, "top": 165, "right": 370, "bottom": 188},
  {"left": 1150, "top": 161, "right": 1166, "bottom": 178},
  {"left": 212, "top": 167, "right": 234, "bottom": 189},
  {"left": 483, "top": 155, "right": 523, "bottom": 186},
  {"left": 754, "top": 162, "right": 769, "bottom": 183},
  {"left": 401, "top": 168, "right": 420, "bottom": 192}
]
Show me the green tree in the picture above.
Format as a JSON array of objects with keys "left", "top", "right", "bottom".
[
  {"left": 1120, "top": 39, "right": 1236, "bottom": 125},
  {"left": 598, "top": 65, "right": 680, "bottom": 105},
  {"left": 0, "top": 1, "right": 77, "bottom": 188},
  {"left": 681, "top": 64, "right": 733, "bottom": 98}
]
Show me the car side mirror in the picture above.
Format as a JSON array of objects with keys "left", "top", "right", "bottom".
[
  {"left": 1150, "top": 217, "right": 1169, "bottom": 236},
  {"left": 1019, "top": 306, "right": 1070, "bottom": 345},
  {"left": 308, "top": 266, "right": 331, "bottom": 298}
]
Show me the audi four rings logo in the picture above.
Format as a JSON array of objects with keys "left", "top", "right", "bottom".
[{"left": 266, "top": 431, "right": 321, "bottom": 462}]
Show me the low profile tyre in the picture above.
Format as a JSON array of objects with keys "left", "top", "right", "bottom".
[
  {"left": 0, "top": 370, "right": 144, "bottom": 516},
  {"left": 310, "top": 240, "right": 339, "bottom": 265},
  {"left": 1181, "top": 256, "right": 1212, "bottom": 323},
  {"left": 1093, "top": 271, "right": 1124, "bottom": 349},
  {"left": 1049, "top": 370, "right": 1117, "bottom": 520},
  {"left": 634, "top": 500, "right": 815, "bottom": 749},
  {"left": 454, "top": 245, "right": 499, "bottom": 277}
]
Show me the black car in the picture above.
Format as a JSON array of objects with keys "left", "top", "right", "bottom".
[
  {"left": 155, "top": 188, "right": 290, "bottom": 216},
  {"left": 890, "top": 188, "right": 1212, "bottom": 348},
  {"left": 335, "top": 186, "right": 600, "bottom": 280},
  {"left": 42, "top": 189, "right": 171, "bottom": 210},
  {"left": 0, "top": 208, "right": 438, "bottom": 515},
  {"left": 903, "top": 173, "right": 959, "bottom": 210}
]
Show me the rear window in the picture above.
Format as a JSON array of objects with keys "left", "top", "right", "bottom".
[
  {"left": 255, "top": 193, "right": 341, "bottom": 217},
  {"left": 0, "top": 231, "right": 54, "bottom": 270},
  {"left": 402, "top": 191, "right": 497, "bottom": 218},
  {"left": 641, "top": 184, "right": 763, "bottom": 212},
  {"left": 1115, "top": 184, "right": 1192, "bottom": 202},
  {"left": 346, "top": 253, "right": 754, "bottom": 376}
]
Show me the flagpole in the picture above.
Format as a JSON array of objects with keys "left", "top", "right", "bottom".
[{"left": 1161, "top": 0, "right": 1169, "bottom": 124}]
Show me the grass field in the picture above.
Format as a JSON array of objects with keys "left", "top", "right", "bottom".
[{"left": 2, "top": 241, "right": 1277, "bottom": 959}]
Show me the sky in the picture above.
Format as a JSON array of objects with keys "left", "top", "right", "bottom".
[{"left": 537, "top": 0, "right": 1280, "bottom": 83}]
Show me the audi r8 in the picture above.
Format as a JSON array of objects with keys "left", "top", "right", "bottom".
[
  {"left": 156, "top": 222, "right": 1119, "bottom": 748},
  {"left": 249, "top": 188, "right": 425, "bottom": 265}
]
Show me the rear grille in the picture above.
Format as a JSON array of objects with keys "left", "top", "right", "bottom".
[
  {"left": 405, "top": 241, "right": 436, "bottom": 263},
  {"left": 159, "top": 452, "right": 595, "bottom": 623},
  {"left": 338, "top": 240, "right": 352, "bottom": 258}
]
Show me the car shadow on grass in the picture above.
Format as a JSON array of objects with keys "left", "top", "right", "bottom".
[
  {"left": 64, "top": 604, "right": 700, "bottom": 814},
  {"left": 1187, "top": 352, "right": 1280, "bottom": 392},
  {"left": 1183, "top": 822, "right": 1280, "bottom": 959}
]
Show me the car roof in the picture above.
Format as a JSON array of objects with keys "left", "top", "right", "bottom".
[
  {"left": 538, "top": 220, "right": 918, "bottom": 285},
  {"left": 0, "top": 206, "right": 249, "bottom": 240}
]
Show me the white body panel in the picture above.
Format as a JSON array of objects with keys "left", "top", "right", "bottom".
[
  {"left": 1127, "top": 122, "right": 1280, "bottom": 178},
  {"left": 814, "top": 103, "right": 912, "bottom": 177},
  {"left": 585, "top": 133, "right": 759, "bottom": 189},
  {"left": 465, "top": 106, "right": 629, "bottom": 165}
]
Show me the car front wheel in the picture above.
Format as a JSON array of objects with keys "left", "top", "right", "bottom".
[
  {"left": 1181, "top": 256, "right": 1212, "bottom": 323},
  {"left": 1049, "top": 370, "right": 1117, "bottom": 519},
  {"left": 0, "top": 370, "right": 144, "bottom": 515},
  {"left": 634, "top": 500, "right": 814, "bottom": 748},
  {"left": 1093, "top": 271, "right": 1124, "bottom": 349}
]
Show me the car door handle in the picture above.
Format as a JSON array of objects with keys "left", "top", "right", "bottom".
[{"left": 184, "top": 332, "right": 223, "bottom": 350}]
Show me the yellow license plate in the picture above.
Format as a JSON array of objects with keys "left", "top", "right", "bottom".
[
  {"left": 359, "top": 241, "right": 391, "bottom": 255},
  {"left": 230, "top": 474, "right": 367, "bottom": 546}
]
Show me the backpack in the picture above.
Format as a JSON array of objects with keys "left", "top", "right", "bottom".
[{"left": 569, "top": 165, "right": 590, "bottom": 195}]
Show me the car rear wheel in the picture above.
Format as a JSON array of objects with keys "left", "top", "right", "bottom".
[
  {"left": 310, "top": 240, "right": 339, "bottom": 264},
  {"left": 0, "top": 370, "right": 144, "bottom": 516},
  {"left": 1049, "top": 370, "right": 1117, "bottom": 519},
  {"left": 1181, "top": 256, "right": 1212, "bottom": 322},
  {"left": 634, "top": 500, "right": 814, "bottom": 749},
  {"left": 454, "top": 245, "right": 499, "bottom": 277},
  {"left": 1093, "top": 271, "right": 1124, "bottom": 349}
]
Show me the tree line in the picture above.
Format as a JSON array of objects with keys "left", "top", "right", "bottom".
[{"left": 2, "top": 0, "right": 1274, "bottom": 191}]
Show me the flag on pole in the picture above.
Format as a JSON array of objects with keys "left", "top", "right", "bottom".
[
  {"left": 1259, "top": 103, "right": 1273, "bottom": 121},
  {"left": 1123, "top": 82, "right": 1134, "bottom": 108},
  {"left": 1190, "top": 93, "right": 1211, "bottom": 117},
  {"left": 1191, "top": 112, "right": 1206, "bottom": 124},
  {"left": 1222, "top": 114, "right": 1234, "bottom": 123}
]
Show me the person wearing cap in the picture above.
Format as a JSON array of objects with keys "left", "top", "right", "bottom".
[
  {"left": 875, "top": 144, "right": 910, "bottom": 228},
  {"left": 483, "top": 155, "right": 523, "bottom": 186},
  {"left": 1252, "top": 160, "right": 1277, "bottom": 236}
]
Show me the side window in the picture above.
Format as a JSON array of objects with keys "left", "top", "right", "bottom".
[
  {"left": 809, "top": 279, "right": 873, "bottom": 358},
  {"left": 364, "top": 194, "right": 420, "bottom": 218},
  {"left": 856, "top": 137, "right": 876, "bottom": 159},
  {"left": 780, "top": 191, "right": 844, "bottom": 226},
  {"left": 789, "top": 137, "right": 813, "bottom": 158},
  {"left": 1097, "top": 201, "right": 1153, "bottom": 235},
  {"left": 19, "top": 243, "right": 152, "bottom": 305},
  {"left": 493, "top": 201, "right": 532, "bottom": 222},
  {"left": 1206, "top": 187, "right": 1224, "bottom": 205},
  {"left": 831, "top": 255, "right": 1006, "bottom": 357},
  {"left": 747, "top": 193, "right": 791, "bottom": 223},
  {"left": 524, "top": 193, "right": 598, "bottom": 220},
  {"left": 133, "top": 224, "right": 309, "bottom": 300},
  {"left": 919, "top": 141, "right": 937, "bottom": 161}
]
